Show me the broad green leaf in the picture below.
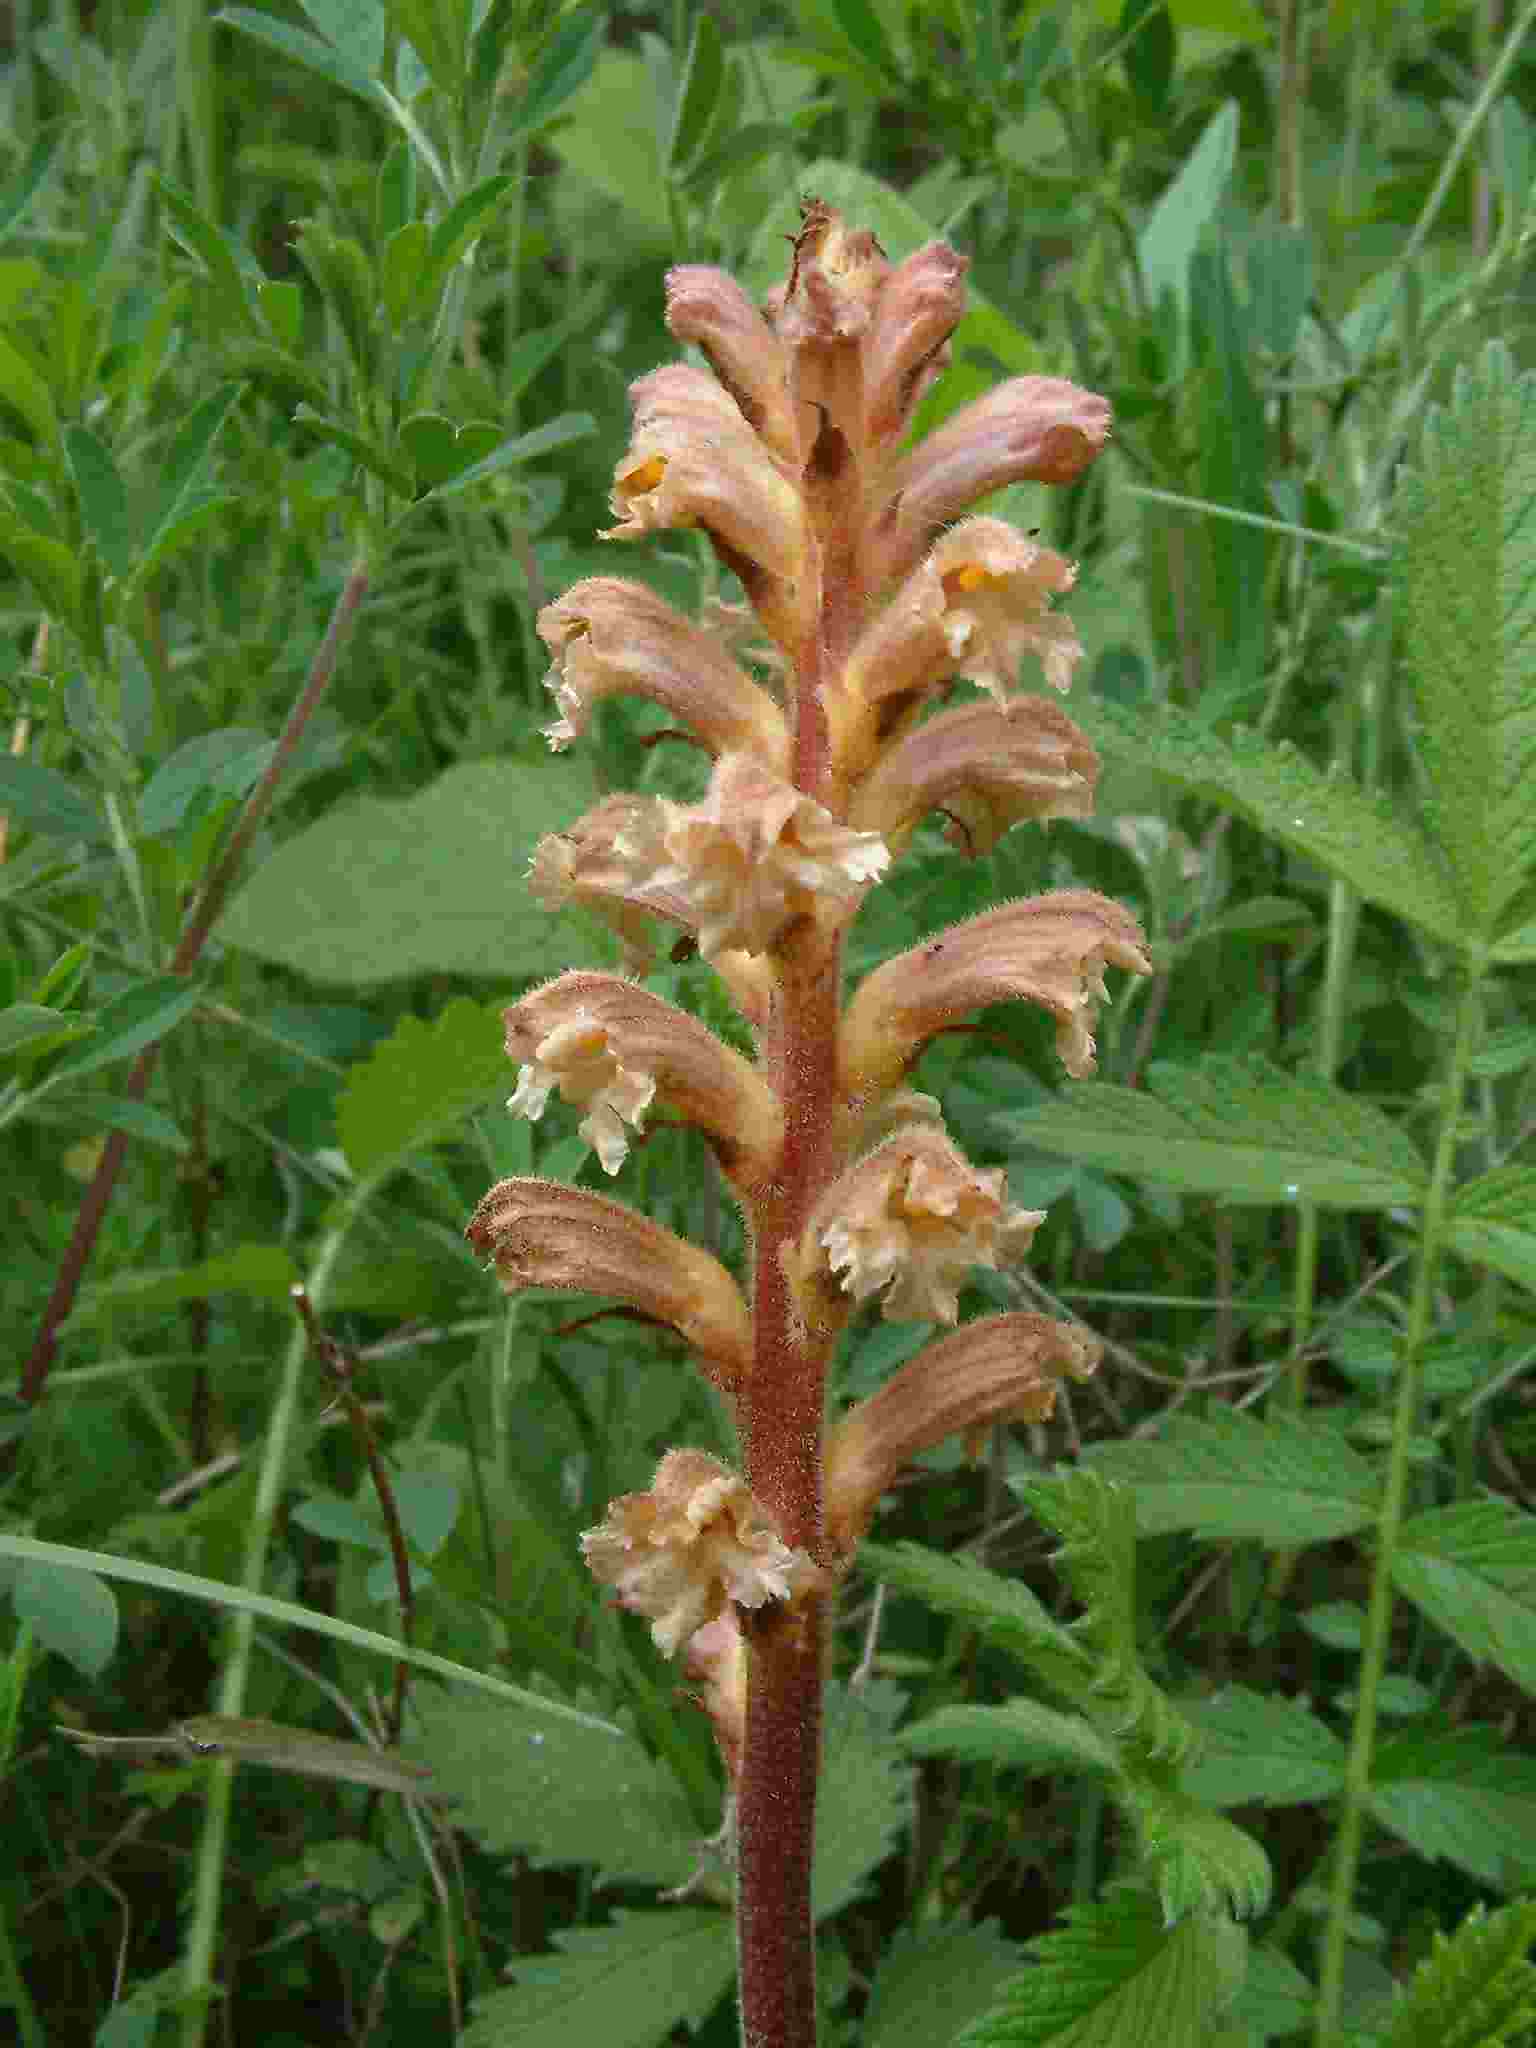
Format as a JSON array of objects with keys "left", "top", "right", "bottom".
[
  {"left": 381, "top": 220, "right": 430, "bottom": 325},
  {"left": 1369, "top": 1727, "right": 1536, "bottom": 1890},
  {"left": 215, "top": 5, "right": 384, "bottom": 106},
  {"left": 1444, "top": 1168, "right": 1536, "bottom": 1295},
  {"left": 154, "top": 177, "right": 259, "bottom": 322},
  {"left": 1396, "top": 344, "right": 1536, "bottom": 938},
  {"left": 337, "top": 996, "right": 509, "bottom": 1183},
  {"left": 1084, "top": 1412, "right": 1379, "bottom": 1546},
  {"left": 0, "top": 756, "right": 104, "bottom": 841},
  {"left": 900, "top": 1700, "right": 1118, "bottom": 1779},
  {"left": 1381, "top": 1900, "right": 1536, "bottom": 2048},
  {"left": 1227, "top": 1944, "right": 1315, "bottom": 2043},
  {"left": 460, "top": 1909, "right": 735, "bottom": 2048},
  {"left": 1000, "top": 1055, "right": 1427, "bottom": 1210},
  {"left": 221, "top": 756, "right": 598, "bottom": 983},
  {"left": 1137, "top": 102, "right": 1238, "bottom": 358},
  {"left": 506, "top": 8, "right": 604, "bottom": 140},
  {"left": 1393, "top": 1499, "right": 1536, "bottom": 1699},
  {"left": 391, "top": 1466, "right": 460, "bottom": 1559},
  {"left": 13, "top": 1560, "right": 118, "bottom": 1677},
  {"left": 863, "top": 1922, "right": 1026, "bottom": 2048},
  {"left": 65, "top": 1243, "right": 299, "bottom": 1329},
  {"left": 1180, "top": 1687, "right": 1347, "bottom": 1808},
  {"left": 1125, "top": 1781, "right": 1272, "bottom": 1922},
  {"left": 139, "top": 727, "right": 276, "bottom": 837},
  {"left": 63, "top": 425, "right": 135, "bottom": 580},
  {"left": 50, "top": 977, "right": 202, "bottom": 1082},
  {"left": 398, "top": 413, "right": 501, "bottom": 488},
  {"left": 814, "top": 1682, "right": 912, "bottom": 1917},
  {"left": 860, "top": 1541, "right": 1092, "bottom": 1700},
  {"left": 1070, "top": 697, "right": 1463, "bottom": 950},
  {"left": 292, "top": 225, "right": 377, "bottom": 377},
  {"left": 404, "top": 1689, "right": 700, "bottom": 1889},
  {"left": 957, "top": 1890, "right": 1247, "bottom": 2048},
  {"left": 296, "top": 0, "right": 385, "bottom": 78}
]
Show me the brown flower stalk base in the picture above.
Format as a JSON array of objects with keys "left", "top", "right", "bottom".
[{"left": 466, "top": 203, "right": 1149, "bottom": 2048}]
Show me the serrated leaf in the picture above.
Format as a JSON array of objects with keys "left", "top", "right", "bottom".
[
  {"left": 65, "top": 1243, "right": 299, "bottom": 1328},
  {"left": 1369, "top": 1727, "right": 1536, "bottom": 1890},
  {"left": 1228, "top": 1943, "right": 1316, "bottom": 2043},
  {"left": 1085, "top": 1412, "right": 1379, "bottom": 1547},
  {"left": 1180, "top": 1687, "right": 1347, "bottom": 1808},
  {"left": 860, "top": 1542, "right": 1092, "bottom": 1700},
  {"left": 863, "top": 1921, "right": 1026, "bottom": 2048},
  {"left": 1071, "top": 696, "right": 1463, "bottom": 950},
  {"left": 460, "top": 1909, "right": 734, "bottom": 2048},
  {"left": 404, "top": 1690, "right": 700, "bottom": 1889},
  {"left": 336, "top": 997, "right": 509, "bottom": 1183},
  {"left": 1126, "top": 1781, "right": 1272, "bottom": 1921},
  {"left": 900, "top": 1700, "right": 1119, "bottom": 1779},
  {"left": 1380, "top": 1899, "right": 1536, "bottom": 2048},
  {"left": 956, "top": 1890, "right": 1247, "bottom": 2048},
  {"left": 0, "top": 756, "right": 104, "bottom": 841},
  {"left": 221, "top": 757, "right": 598, "bottom": 982},
  {"left": 13, "top": 1560, "right": 118, "bottom": 1676},
  {"left": 813, "top": 1682, "right": 912, "bottom": 1916},
  {"left": 1395, "top": 343, "right": 1536, "bottom": 938},
  {"left": 1392, "top": 1499, "right": 1536, "bottom": 1699},
  {"left": 1443, "top": 1168, "right": 1536, "bottom": 1295},
  {"left": 1000, "top": 1055, "right": 1426, "bottom": 1209}
]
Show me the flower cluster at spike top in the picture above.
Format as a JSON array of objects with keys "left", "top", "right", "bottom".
[{"left": 466, "top": 202, "right": 1151, "bottom": 1788}]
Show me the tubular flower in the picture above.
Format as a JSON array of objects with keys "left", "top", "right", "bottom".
[
  {"left": 609, "top": 751, "right": 890, "bottom": 961},
  {"left": 505, "top": 1007, "right": 656, "bottom": 1175},
  {"left": 813, "top": 1126, "right": 1045, "bottom": 1326},
  {"left": 825, "top": 1313, "right": 1101, "bottom": 1556},
  {"left": 665, "top": 265, "right": 799, "bottom": 464},
  {"left": 581, "top": 1449, "right": 820, "bottom": 1657}
]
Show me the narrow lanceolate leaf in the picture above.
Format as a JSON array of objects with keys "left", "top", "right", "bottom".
[
  {"left": 460, "top": 1910, "right": 735, "bottom": 2048},
  {"left": 337, "top": 997, "right": 509, "bottom": 1184},
  {"left": 956, "top": 1890, "right": 1247, "bottom": 2048},
  {"left": 1369, "top": 1727, "right": 1536, "bottom": 1890},
  {"left": 1381, "top": 1899, "right": 1536, "bottom": 2048},
  {"left": 1180, "top": 1687, "right": 1347, "bottom": 1809},
  {"left": 862, "top": 1922, "right": 1027, "bottom": 2048},
  {"left": 1071, "top": 696, "right": 1463, "bottom": 950},
  {"left": 1443, "top": 1168, "right": 1536, "bottom": 1296},
  {"left": 1085, "top": 1412, "right": 1380, "bottom": 1547},
  {"left": 1393, "top": 1499, "right": 1536, "bottom": 1699},
  {"left": 1396, "top": 343, "right": 1536, "bottom": 941},
  {"left": 999, "top": 1055, "right": 1427, "bottom": 1210},
  {"left": 63, "top": 425, "right": 135, "bottom": 580}
]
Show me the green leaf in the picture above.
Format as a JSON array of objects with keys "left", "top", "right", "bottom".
[
  {"left": 900, "top": 1700, "right": 1119, "bottom": 1779},
  {"left": 1085, "top": 1412, "right": 1379, "bottom": 1547},
  {"left": 1392, "top": 1499, "right": 1536, "bottom": 1700},
  {"left": 139, "top": 727, "right": 275, "bottom": 837},
  {"left": 0, "top": 504, "right": 82, "bottom": 627},
  {"left": 1369, "top": 1727, "right": 1536, "bottom": 1890},
  {"left": 155, "top": 177, "right": 259, "bottom": 323},
  {"left": 1126, "top": 1781, "right": 1272, "bottom": 1922},
  {"left": 380, "top": 219, "right": 430, "bottom": 326},
  {"left": 1000, "top": 1056, "right": 1427, "bottom": 1210},
  {"left": 221, "top": 756, "right": 599, "bottom": 983},
  {"left": 68, "top": 1095, "right": 189, "bottom": 1154},
  {"left": 65, "top": 1243, "right": 299, "bottom": 1329},
  {"left": 1180, "top": 1687, "right": 1347, "bottom": 1808},
  {"left": 63, "top": 424, "right": 135, "bottom": 581},
  {"left": 12, "top": 1560, "right": 118, "bottom": 1677},
  {"left": 295, "top": 0, "right": 384, "bottom": 78},
  {"left": 1395, "top": 343, "right": 1536, "bottom": 939},
  {"left": 813, "top": 1682, "right": 911, "bottom": 1916},
  {"left": 292, "top": 224, "right": 377, "bottom": 378},
  {"left": 424, "top": 412, "right": 595, "bottom": 498},
  {"left": 0, "top": 1002, "right": 86, "bottom": 1057},
  {"left": 398, "top": 413, "right": 501, "bottom": 488},
  {"left": 337, "top": 996, "right": 510, "bottom": 1183},
  {"left": 1444, "top": 1168, "right": 1536, "bottom": 1295},
  {"left": 143, "top": 381, "right": 244, "bottom": 566},
  {"left": 425, "top": 173, "right": 516, "bottom": 292},
  {"left": 404, "top": 1690, "right": 700, "bottom": 1889},
  {"left": 1070, "top": 696, "right": 1463, "bottom": 951},
  {"left": 294, "top": 406, "right": 414, "bottom": 496},
  {"left": 830, "top": 0, "right": 902, "bottom": 77},
  {"left": 0, "top": 755, "right": 104, "bottom": 841},
  {"left": 860, "top": 1541, "right": 1092, "bottom": 1700},
  {"left": 50, "top": 976, "right": 202, "bottom": 1082},
  {"left": 506, "top": 8, "right": 604, "bottom": 140},
  {"left": 1137, "top": 101, "right": 1238, "bottom": 358},
  {"left": 215, "top": 5, "right": 385, "bottom": 106},
  {"left": 863, "top": 1922, "right": 1026, "bottom": 2048},
  {"left": 459, "top": 1909, "right": 735, "bottom": 2048},
  {"left": 0, "top": 130, "right": 62, "bottom": 243},
  {"left": 1226, "top": 1944, "right": 1315, "bottom": 2043},
  {"left": 666, "top": 11, "right": 725, "bottom": 171},
  {"left": 1381, "top": 1900, "right": 1536, "bottom": 2048},
  {"left": 545, "top": 50, "right": 669, "bottom": 239},
  {"left": 0, "top": 328, "right": 57, "bottom": 446},
  {"left": 957, "top": 1890, "right": 1247, "bottom": 2048}
]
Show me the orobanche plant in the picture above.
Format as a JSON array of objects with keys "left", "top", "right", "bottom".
[{"left": 465, "top": 203, "right": 1149, "bottom": 2048}]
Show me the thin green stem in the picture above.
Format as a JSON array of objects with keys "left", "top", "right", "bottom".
[{"left": 1313, "top": 970, "right": 1484, "bottom": 2046}]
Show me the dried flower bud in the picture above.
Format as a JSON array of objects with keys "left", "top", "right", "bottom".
[
  {"left": 538, "top": 578, "right": 790, "bottom": 771},
  {"left": 504, "top": 970, "right": 783, "bottom": 1183},
  {"left": 582, "top": 1449, "right": 819, "bottom": 1656},
  {"left": 813, "top": 1125, "right": 1045, "bottom": 1326},
  {"left": 666, "top": 265, "right": 799, "bottom": 463},
  {"left": 465, "top": 1179, "right": 752, "bottom": 1391},
  {"left": 843, "top": 889, "right": 1152, "bottom": 1095},
  {"left": 825, "top": 1313, "right": 1100, "bottom": 1554},
  {"left": 528, "top": 795, "right": 672, "bottom": 976}
]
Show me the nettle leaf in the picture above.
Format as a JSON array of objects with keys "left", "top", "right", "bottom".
[
  {"left": 1381, "top": 1899, "right": 1536, "bottom": 2048},
  {"left": 460, "top": 1908, "right": 735, "bottom": 2048},
  {"left": 1369, "top": 1727, "right": 1536, "bottom": 1890},
  {"left": 1443, "top": 1168, "right": 1536, "bottom": 1295},
  {"left": 1000, "top": 1055, "right": 1427, "bottom": 1209},
  {"left": 1395, "top": 343, "right": 1536, "bottom": 940},
  {"left": 1392, "top": 1498, "right": 1536, "bottom": 1698},
  {"left": 404, "top": 1690, "right": 700, "bottom": 1891},
  {"left": 859, "top": 1542, "right": 1092, "bottom": 1701},
  {"left": 1071, "top": 696, "right": 1462, "bottom": 950},
  {"left": 337, "top": 997, "right": 509, "bottom": 1184},
  {"left": 956, "top": 1889, "right": 1247, "bottom": 2048},
  {"left": 221, "top": 757, "right": 598, "bottom": 982},
  {"left": 1180, "top": 1687, "right": 1347, "bottom": 1808},
  {"left": 813, "top": 1682, "right": 912, "bottom": 1917},
  {"left": 1085, "top": 1412, "right": 1380, "bottom": 1547},
  {"left": 1125, "top": 1781, "right": 1272, "bottom": 1923},
  {"left": 862, "top": 1921, "right": 1027, "bottom": 2048},
  {"left": 900, "top": 1700, "right": 1119, "bottom": 1780}
]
